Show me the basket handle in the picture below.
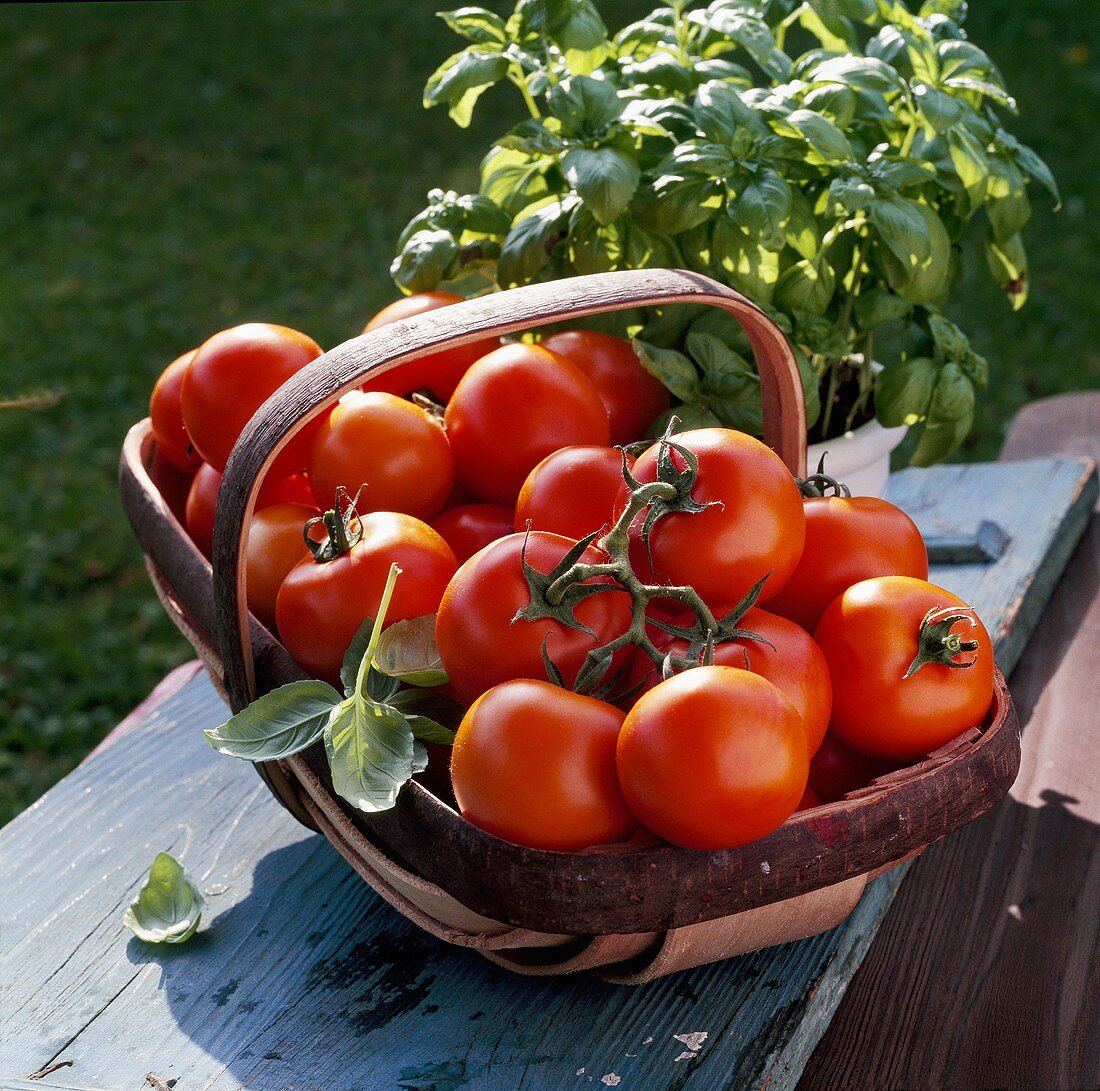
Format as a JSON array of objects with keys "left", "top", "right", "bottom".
[{"left": 212, "top": 268, "right": 807, "bottom": 711}]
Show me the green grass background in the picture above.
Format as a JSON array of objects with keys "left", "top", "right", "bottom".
[{"left": 1, "top": 0, "right": 1096, "bottom": 824}]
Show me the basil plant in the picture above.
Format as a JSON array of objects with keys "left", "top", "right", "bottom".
[{"left": 391, "top": 0, "right": 1057, "bottom": 464}]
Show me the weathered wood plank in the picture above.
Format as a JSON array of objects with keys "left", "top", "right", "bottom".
[
  {"left": 0, "top": 456, "right": 1094, "bottom": 1091},
  {"left": 800, "top": 392, "right": 1100, "bottom": 1090}
]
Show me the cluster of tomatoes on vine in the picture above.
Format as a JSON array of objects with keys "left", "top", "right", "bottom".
[{"left": 147, "top": 290, "right": 995, "bottom": 855}]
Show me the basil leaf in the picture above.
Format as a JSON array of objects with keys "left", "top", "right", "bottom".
[
  {"left": 694, "top": 81, "right": 765, "bottom": 145},
  {"left": 423, "top": 47, "right": 509, "bottom": 128},
  {"left": 733, "top": 168, "right": 791, "bottom": 253},
  {"left": 568, "top": 205, "right": 617, "bottom": 274},
  {"left": 547, "top": 75, "right": 621, "bottom": 136},
  {"left": 947, "top": 128, "right": 990, "bottom": 211},
  {"left": 390, "top": 228, "right": 460, "bottom": 294},
  {"left": 1014, "top": 141, "right": 1060, "bottom": 206},
  {"left": 632, "top": 340, "right": 700, "bottom": 402},
  {"left": 406, "top": 716, "right": 458, "bottom": 746},
  {"left": 480, "top": 146, "right": 554, "bottom": 217},
  {"left": 324, "top": 698, "right": 426, "bottom": 813},
  {"left": 870, "top": 195, "right": 931, "bottom": 265},
  {"left": 911, "top": 362, "right": 974, "bottom": 466},
  {"left": 373, "top": 615, "right": 448, "bottom": 688},
  {"left": 775, "top": 256, "right": 835, "bottom": 315},
  {"left": 203, "top": 680, "right": 340, "bottom": 761},
  {"left": 854, "top": 287, "right": 911, "bottom": 331},
  {"left": 776, "top": 109, "right": 853, "bottom": 165},
  {"left": 497, "top": 119, "right": 568, "bottom": 157},
  {"left": 437, "top": 7, "right": 508, "bottom": 46},
  {"left": 927, "top": 314, "right": 970, "bottom": 363},
  {"left": 711, "top": 218, "right": 781, "bottom": 303},
  {"left": 875, "top": 356, "right": 938, "bottom": 427},
  {"left": 873, "top": 199, "right": 951, "bottom": 304},
  {"left": 687, "top": 332, "right": 763, "bottom": 434},
  {"left": 632, "top": 175, "right": 719, "bottom": 235},
  {"left": 648, "top": 403, "right": 723, "bottom": 438},
  {"left": 390, "top": 686, "right": 466, "bottom": 727},
  {"left": 985, "top": 232, "right": 1028, "bottom": 310},
  {"left": 123, "top": 852, "right": 205, "bottom": 945},
  {"left": 498, "top": 196, "right": 576, "bottom": 286},
  {"left": 913, "top": 82, "right": 963, "bottom": 134},
  {"left": 562, "top": 146, "right": 640, "bottom": 226}
]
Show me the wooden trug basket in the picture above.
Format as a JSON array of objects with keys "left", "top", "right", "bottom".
[{"left": 119, "top": 269, "right": 1020, "bottom": 982}]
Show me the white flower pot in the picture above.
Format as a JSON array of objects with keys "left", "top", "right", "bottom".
[{"left": 806, "top": 417, "right": 907, "bottom": 498}]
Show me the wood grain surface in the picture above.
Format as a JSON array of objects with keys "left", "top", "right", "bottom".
[
  {"left": 8, "top": 451, "right": 1094, "bottom": 1090},
  {"left": 800, "top": 392, "right": 1100, "bottom": 1091}
]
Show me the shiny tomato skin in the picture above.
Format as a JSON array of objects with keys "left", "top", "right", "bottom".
[
  {"left": 429, "top": 503, "right": 515, "bottom": 564},
  {"left": 540, "top": 330, "right": 670, "bottom": 445},
  {"left": 451, "top": 680, "right": 636, "bottom": 851},
  {"left": 515, "top": 445, "right": 629, "bottom": 540},
  {"left": 435, "top": 531, "right": 632, "bottom": 706},
  {"left": 149, "top": 350, "right": 199, "bottom": 470},
  {"left": 617, "top": 666, "right": 808, "bottom": 850},
  {"left": 814, "top": 576, "right": 995, "bottom": 761},
  {"left": 807, "top": 732, "right": 896, "bottom": 803},
  {"left": 444, "top": 343, "right": 611, "bottom": 505},
  {"left": 630, "top": 607, "right": 831, "bottom": 756},
  {"left": 180, "top": 323, "right": 323, "bottom": 475},
  {"left": 276, "top": 512, "right": 457, "bottom": 684},
  {"left": 624, "top": 428, "right": 805, "bottom": 607},
  {"left": 308, "top": 391, "right": 453, "bottom": 520},
  {"left": 361, "top": 292, "right": 500, "bottom": 400},
  {"left": 245, "top": 502, "right": 321, "bottom": 632},
  {"left": 767, "top": 496, "right": 928, "bottom": 632},
  {"left": 184, "top": 464, "right": 316, "bottom": 559}
]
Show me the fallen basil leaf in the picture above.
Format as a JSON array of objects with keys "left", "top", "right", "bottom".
[
  {"left": 203, "top": 680, "right": 340, "bottom": 761},
  {"left": 123, "top": 852, "right": 205, "bottom": 945}
]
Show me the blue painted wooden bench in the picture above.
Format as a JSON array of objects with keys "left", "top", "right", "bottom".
[{"left": 1, "top": 395, "right": 1097, "bottom": 1091}]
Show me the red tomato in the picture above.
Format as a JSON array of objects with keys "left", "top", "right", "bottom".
[
  {"left": 430, "top": 503, "right": 514, "bottom": 564},
  {"left": 361, "top": 291, "right": 500, "bottom": 400},
  {"left": 617, "top": 666, "right": 808, "bottom": 850},
  {"left": 308, "top": 391, "right": 453, "bottom": 520},
  {"left": 180, "top": 323, "right": 323, "bottom": 475},
  {"left": 185, "top": 464, "right": 316, "bottom": 559},
  {"left": 540, "top": 330, "right": 670, "bottom": 445},
  {"left": 514, "top": 445, "right": 629, "bottom": 540},
  {"left": 451, "top": 680, "right": 636, "bottom": 851},
  {"left": 435, "top": 531, "right": 633, "bottom": 706},
  {"left": 623, "top": 428, "right": 806, "bottom": 607},
  {"left": 767, "top": 495, "right": 928, "bottom": 632},
  {"left": 276, "top": 512, "right": 457, "bottom": 684},
  {"left": 149, "top": 350, "right": 199, "bottom": 470},
  {"left": 148, "top": 448, "right": 197, "bottom": 525},
  {"left": 444, "top": 343, "right": 611, "bottom": 504},
  {"left": 814, "top": 576, "right": 995, "bottom": 761},
  {"left": 245, "top": 502, "right": 321, "bottom": 632},
  {"left": 807, "top": 732, "right": 897, "bottom": 803},
  {"left": 629, "top": 607, "right": 831, "bottom": 756}
]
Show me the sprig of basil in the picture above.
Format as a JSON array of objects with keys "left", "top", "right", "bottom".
[{"left": 204, "top": 567, "right": 454, "bottom": 813}]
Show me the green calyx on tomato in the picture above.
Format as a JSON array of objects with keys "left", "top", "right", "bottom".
[
  {"left": 903, "top": 605, "right": 982, "bottom": 678},
  {"left": 512, "top": 419, "right": 770, "bottom": 697},
  {"left": 796, "top": 453, "right": 851, "bottom": 500},
  {"left": 303, "top": 486, "right": 364, "bottom": 563}
]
